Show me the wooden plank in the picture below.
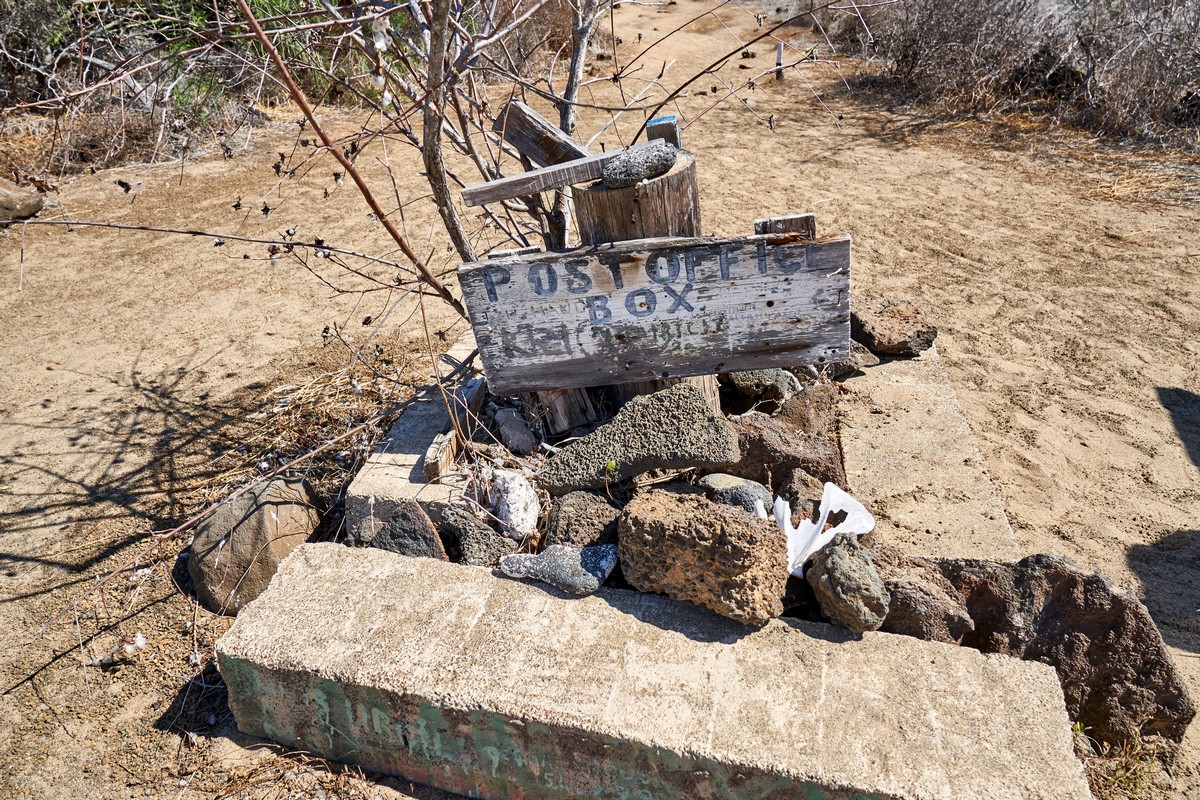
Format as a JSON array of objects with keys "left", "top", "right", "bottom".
[
  {"left": 488, "top": 246, "right": 542, "bottom": 260},
  {"left": 423, "top": 431, "right": 457, "bottom": 482},
  {"left": 755, "top": 213, "right": 816, "bottom": 239},
  {"left": 458, "top": 232, "right": 851, "bottom": 394},
  {"left": 646, "top": 115, "right": 681, "bottom": 149},
  {"left": 493, "top": 101, "right": 590, "bottom": 167},
  {"left": 462, "top": 147, "right": 641, "bottom": 207}
]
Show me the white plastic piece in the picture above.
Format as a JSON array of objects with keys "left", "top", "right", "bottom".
[{"left": 775, "top": 482, "right": 875, "bottom": 576}]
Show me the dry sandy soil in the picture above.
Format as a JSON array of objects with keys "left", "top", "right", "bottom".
[{"left": 2, "top": 1, "right": 1199, "bottom": 798}]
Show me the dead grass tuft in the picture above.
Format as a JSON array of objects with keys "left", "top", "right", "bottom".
[{"left": 1076, "top": 726, "right": 1173, "bottom": 800}]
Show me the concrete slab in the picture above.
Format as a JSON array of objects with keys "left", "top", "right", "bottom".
[
  {"left": 343, "top": 337, "right": 478, "bottom": 542},
  {"left": 218, "top": 545, "right": 1091, "bottom": 800},
  {"left": 840, "top": 345, "right": 1020, "bottom": 561}
]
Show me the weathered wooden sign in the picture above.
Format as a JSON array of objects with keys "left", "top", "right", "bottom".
[{"left": 457, "top": 231, "right": 851, "bottom": 394}]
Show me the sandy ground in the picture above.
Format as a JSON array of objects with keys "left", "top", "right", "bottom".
[{"left": 2, "top": 1, "right": 1199, "bottom": 797}]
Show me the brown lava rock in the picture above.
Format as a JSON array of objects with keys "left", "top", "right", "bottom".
[
  {"left": 872, "top": 544, "right": 974, "bottom": 644},
  {"left": 851, "top": 296, "right": 937, "bottom": 357},
  {"left": 726, "top": 411, "right": 847, "bottom": 491},
  {"left": 618, "top": 489, "right": 787, "bottom": 625}
]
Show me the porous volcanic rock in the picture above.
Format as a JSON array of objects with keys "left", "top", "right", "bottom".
[
  {"left": 851, "top": 296, "right": 938, "bottom": 357},
  {"left": 724, "top": 369, "right": 797, "bottom": 401},
  {"left": 776, "top": 382, "right": 838, "bottom": 437},
  {"left": 697, "top": 473, "right": 772, "bottom": 514},
  {"left": 618, "top": 489, "right": 787, "bottom": 625},
  {"left": 539, "top": 383, "right": 740, "bottom": 495},
  {"left": 602, "top": 140, "right": 677, "bottom": 189},
  {"left": 872, "top": 544, "right": 974, "bottom": 644},
  {"left": 777, "top": 467, "right": 825, "bottom": 525},
  {"left": 368, "top": 499, "right": 448, "bottom": 560},
  {"left": 0, "top": 178, "right": 43, "bottom": 222},
  {"left": 188, "top": 478, "right": 318, "bottom": 615},
  {"left": 726, "top": 411, "right": 846, "bottom": 491},
  {"left": 544, "top": 491, "right": 621, "bottom": 548},
  {"left": 440, "top": 504, "right": 517, "bottom": 568},
  {"left": 499, "top": 544, "right": 618, "bottom": 595},
  {"left": 805, "top": 533, "right": 890, "bottom": 633},
  {"left": 940, "top": 554, "right": 1196, "bottom": 745}
]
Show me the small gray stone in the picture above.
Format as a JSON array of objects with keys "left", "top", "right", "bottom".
[
  {"left": 697, "top": 473, "right": 772, "bottom": 514},
  {"left": 440, "top": 504, "right": 518, "bottom": 567},
  {"left": 806, "top": 341, "right": 880, "bottom": 380},
  {"left": 539, "top": 383, "right": 740, "bottom": 495},
  {"left": 544, "top": 491, "right": 621, "bottom": 548},
  {"left": 602, "top": 140, "right": 678, "bottom": 189},
  {"left": 368, "top": 500, "right": 448, "bottom": 560},
  {"left": 725, "top": 369, "right": 798, "bottom": 401},
  {"left": 806, "top": 533, "right": 890, "bottom": 633},
  {"left": 488, "top": 469, "right": 540, "bottom": 540},
  {"left": 494, "top": 408, "right": 537, "bottom": 456},
  {"left": 499, "top": 544, "right": 618, "bottom": 595}
]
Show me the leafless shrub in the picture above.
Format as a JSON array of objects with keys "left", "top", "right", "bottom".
[{"left": 812, "top": 0, "right": 1200, "bottom": 145}]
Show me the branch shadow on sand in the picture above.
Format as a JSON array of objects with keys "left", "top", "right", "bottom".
[{"left": 0, "top": 347, "right": 248, "bottom": 598}]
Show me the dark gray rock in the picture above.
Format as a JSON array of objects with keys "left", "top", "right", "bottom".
[
  {"left": 851, "top": 296, "right": 938, "bottom": 357},
  {"left": 499, "top": 544, "right": 618, "bottom": 595},
  {"left": 368, "top": 499, "right": 448, "bottom": 560},
  {"left": 872, "top": 544, "right": 974, "bottom": 644},
  {"left": 726, "top": 411, "right": 846, "bottom": 492},
  {"left": 805, "top": 533, "right": 890, "bottom": 633},
  {"left": 810, "top": 341, "right": 881, "bottom": 380},
  {"left": 188, "top": 478, "right": 318, "bottom": 615},
  {"left": 440, "top": 504, "right": 518, "bottom": 567},
  {"left": 937, "top": 554, "right": 1196, "bottom": 746},
  {"left": 776, "top": 381, "right": 838, "bottom": 437},
  {"left": 539, "top": 383, "right": 739, "bottom": 495},
  {"left": 724, "top": 369, "right": 797, "bottom": 401},
  {"left": 697, "top": 473, "right": 772, "bottom": 514},
  {"left": 0, "top": 177, "right": 44, "bottom": 223},
  {"left": 602, "top": 140, "right": 677, "bottom": 189},
  {"left": 619, "top": 489, "right": 787, "bottom": 625},
  {"left": 494, "top": 408, "right": 537, "bottom": 456},
  {"left": 544, "top": 491, "right": 621, "bottom": 548}
]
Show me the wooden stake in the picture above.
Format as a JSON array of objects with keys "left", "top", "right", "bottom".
[{"left": 776, "top": 41, "right": 785, "bottom": 80}]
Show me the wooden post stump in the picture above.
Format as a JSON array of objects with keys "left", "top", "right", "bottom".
[{"left": 573, "top": 149, "right": 720, "bottom": 410}]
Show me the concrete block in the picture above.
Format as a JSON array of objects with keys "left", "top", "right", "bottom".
[
  {"left": 840, "top": 345, "right": 1020, "bottom": 561},
  {"left": 344, "top": 338, "right": 478, "bottom": 543},
  {"left": 218, "top": 545, "right": 1091, "bottom": 800}
]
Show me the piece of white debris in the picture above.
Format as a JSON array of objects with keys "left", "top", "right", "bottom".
[{"left": 773, "top": 482, "right": 875, "bottom": 577}]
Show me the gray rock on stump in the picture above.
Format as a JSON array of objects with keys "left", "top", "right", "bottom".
[
  {"left": 618, "top": 489, "right": 787, "bottom": 625},
  {"left": 539, "top": 383, "right": 740, "bottom": 495},
  {"left": 499, "top": 544, "right": 618, "bottom": 595},
  {"left": 188, "top": 478, "right": 318, "bottom": 615},
  {"left": 439, "top": 504, "right": 517, "bottom": 568},
  {"left": 602, "top": 140, "right": 677, "bottom": 189},
  {"left": 367, "top": 499, "right": 448, "bottom": 560},
  {"left": 544, "top": 491, "right": 621, "bottom": 548},
  {"left": 697, "top": 473, "right": 772, "bottom": 514},
  {"left": 0, "top": 178, "right": 44, "bottom": 223},
  {"left": 805, "top": 533, "right": 891, "bottom": 633},
  {"left": 852, "top": 296, "right": 938, "bottom": 357}
]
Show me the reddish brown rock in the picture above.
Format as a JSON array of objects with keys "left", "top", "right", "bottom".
[
  {"left": 939, "top": 554, "right": 1195, "bottom": 745},
  {"left": 851, "top": 296, "right": 937, "bottom": 357},
  {"left": 873, "top": 545, "right": 974, "bottom": 644},
  {"left": 776, "top": 381, "right": 838, "bottom": 437},
  {"left": 618, "top": 490, "right": 787, "bottom": 625},
  {"left": 726, "top": 411, "right": 847, "bottom": 492}
]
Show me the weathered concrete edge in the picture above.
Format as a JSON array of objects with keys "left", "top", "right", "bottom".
[{"left": 840, "top": 344, "right": 1020, "bottom": 561}]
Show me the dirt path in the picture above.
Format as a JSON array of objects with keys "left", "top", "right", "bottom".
[{"left": 2, "top": 1, "right": 1199, "bottom": 797}]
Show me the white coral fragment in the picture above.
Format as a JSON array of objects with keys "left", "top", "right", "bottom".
[{"left": 774, "top": 482, "right": 875, "bottom": 576}]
